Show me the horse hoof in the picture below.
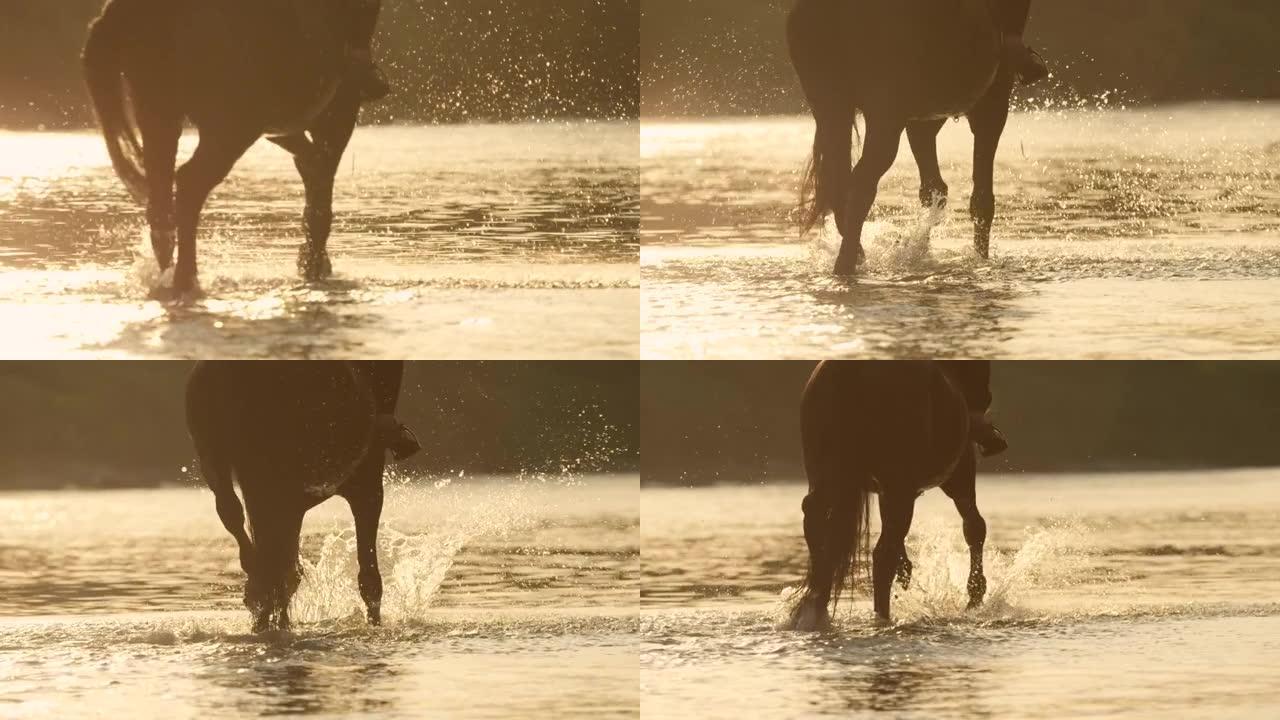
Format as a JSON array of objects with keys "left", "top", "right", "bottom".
[
  {"left": 833, "top": 248, "right": 866, "bottom": 276},
  {"left": 787, "top": 598, "right": 831, "bottom": 632},
  {"left": 150, "top": 284, "right": 203, "bottom": 303},
  {"left": 298, "top": 247, "right": 333, "bottom": 282}
]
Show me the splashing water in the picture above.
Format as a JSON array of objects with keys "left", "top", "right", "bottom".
[
  {"left": 292, "top": 480, "right": 545, "bottom": 624},
  {"left": 642, "top": 104, "right": 1280, "bottom": 359},
  {"left": 776, "top": 516, "right": 1099, "bottom": 628}
]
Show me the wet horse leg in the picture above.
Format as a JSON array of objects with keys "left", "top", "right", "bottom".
[
  {"left": 138, "top": 104, "right": 182, "bottom": 273},
  {"left": 834, "top": 116, "right": 905, "bottom": 275},
  {"left": 340, "top": 454, "right": 386, "bottom": 625},
  {"left": 966, "top": 78, "right": 1013, "bottom": 259},
  {"left": 173, "top": 127, "right": 259, "bottom": 293},
  {"left": 906, "top": 119, "right": 949, "bottom": 211},
  {"left": 294, "top": 92, "right": 360, "bottom": 281},
  {"left": 271, "top": 508, "right": 305, "bottom": 630},
  {"left": 942, "top": 448, "right": 987, "bottom": 608},
  {"left": 872, "top": 488, "right": 915, "bottom": 621},
  {"left": 242, "top": 488, "right": 305, "bottom": 632}
]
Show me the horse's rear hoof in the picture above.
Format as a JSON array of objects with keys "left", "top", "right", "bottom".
[
  {"left": 367, "top": 604, "right": 382, "bottom": 626},
  {"left": 150, "top": 283, "right": 203, "bottom": 304},
  {"left": 298, "top": 247, "right": 333, "bottom": 282},
  {"left": 833, "top": 247, "right": 866, "bottom": 276},
  {"left": 786, "top": 597, "right": 831, "bottom": 632}
]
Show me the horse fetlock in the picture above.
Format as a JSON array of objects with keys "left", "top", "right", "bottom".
[
  {"left": 920, "top": 184, "right": 949, "bottom": 209},
  {"left": 967, "top": 572, "right": 988, "bottom": 608},
  {"left": 150, "top": 230, "right": 176, "bottom": 268},
  {"left": 896, "top": 556, "right": 914, "bottom": 590},
  {"left": 366, "top": 602, "right": 383, "bottom": 626},
  {"left": 833, "top": 244, "right": 865, "bottom": 276},
  {"left": 787, "top": 595, "right": 831, "bottom": 632},
  {"left": 173, "top": 262, "right": 199, "bottom": 292},
  {"left": 297, "top": 244, "right": 333, "bottom": 281}
]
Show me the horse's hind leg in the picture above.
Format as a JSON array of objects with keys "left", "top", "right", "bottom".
[
  {"left": 173, "top": 128, "right": 258, "bottom": 293},
  {"left": 906, "top": 119, "right": 949, "bottom": 211},
  {"left": 295, "top": 93, "right": 360, "bottom": 282},
  {"left": 243, "top": 492, "right": 305, "bottom": 632},
  {"left": 138, "top": 106, "right": 181, "bottom": 272},
  {"left": 835, "top": 116, "right": 905, "bottom": 275},
  {"left": 967, "top": 78, "right": 1014, "bottom": 259},
  {"left": 197, "top": 449, "right": 255, "bottom": 577},
  {"left": 872, "top": 488, "right": 915, "bottom": 622},
  {"left": 942, "top": 448, "right": 987, "bottom": 609},
  {"left": 341, "top": 458, "right": 385, "bottom": 625}
]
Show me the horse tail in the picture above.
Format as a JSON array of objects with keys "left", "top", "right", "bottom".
[
  {"left": 795, "top": 362, "right": 874, "bottom": 620},
  {"left": 798, "top": 449, "right": 873, "bottom": 611},
  {"left": 787, "top": 0, "right": 860, "bottom": 235},
  {"left": 82, "top": 0, "right": 149, "bottom": 203}
]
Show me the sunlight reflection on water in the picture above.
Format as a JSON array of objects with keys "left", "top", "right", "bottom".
[
  {"left": 0, "top": 122, "right": 639, "bottom": 359},
  {"left": 641, "top": 104, "right": 1280, "bottom": 359}
]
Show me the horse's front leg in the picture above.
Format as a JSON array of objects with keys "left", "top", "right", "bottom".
[
  {"left": 872, "top": 489, "right": 915, "bottom": 622},
  {"left": 341, "top": 455, "right": 386, "bottom": 625},
  {"left": 295, "top": 92, "right": 360, "bottom": 282},
  {"left": 942, "top": 448, "right": 987, "bottom": 608},
  {"left": 967, "top": 76, "right": 1013, "bottom": 259}
]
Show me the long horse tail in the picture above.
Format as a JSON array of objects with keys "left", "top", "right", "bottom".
[
  {"left": 82, "top": 0, "right": 150, "bottom": 203},
  {"left": 798, "top": 448, "right": 873, "bottom": 611},
  {"left": 787, "top": 0, "right": 861, "bottom": 236},
  {"left": 793, "top": 362, "right": 875, "bottom": 624}
]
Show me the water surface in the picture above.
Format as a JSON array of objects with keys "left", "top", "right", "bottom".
[
  {"left": 642, "top": 469, "right": 1280, "bottom": 718},
  {"left": 1, "top": 475, "right": 639, "bottom": 718},
  {"left": 642, "top": 103, "right": 1280, "bottom": 359},
  {"left": 0, "top": 122, "right": 638, "bottom": 359}
]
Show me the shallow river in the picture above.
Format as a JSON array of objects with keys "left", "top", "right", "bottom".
[{"left": 642, "top": 103, "right": 1280, "bottom": 359}]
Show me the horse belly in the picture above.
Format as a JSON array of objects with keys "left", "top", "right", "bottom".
[
  {"left": 851, "top": 0, "right": 1002, "bottom": 119},
  {"left": 175, "top": 0, "right": 347, "bottom": 133}
]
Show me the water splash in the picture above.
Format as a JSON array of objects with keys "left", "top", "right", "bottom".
[
  {"left": 291, "top": 481, "right": 544, "bottom": 624},
  {"left": 806, "top": 201, "right": 984, "bottom": 279},
  {"left": 779, "top": 516, "right": 1102, "bottom": 628}
]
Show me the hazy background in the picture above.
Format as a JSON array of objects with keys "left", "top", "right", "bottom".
[
  {"left": 0, "top": 362, "right": 639, "bottom": 489},
  {"left": 642, "top": 362, "right": 1280, "bottom": 485},
  {"left": 642, "top": 0, "right": 1280, "bottom": 116},
  {"left": 0, "top": 0, "right": 638, "bottom": 129}
]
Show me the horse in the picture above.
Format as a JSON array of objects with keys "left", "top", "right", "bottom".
[
  {"left": 788, "top": 0, "right": 1015, "bottom": 274},
  {"left": 83, "top": 0, "right": 365, "bottom": 296},
  {"left": 186, "top": 361, "right": 388, "bottom": 632},
  {"left": 787, "top": 361, "right": 988, "bottom": 630}
]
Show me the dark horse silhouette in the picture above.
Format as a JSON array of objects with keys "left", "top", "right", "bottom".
[
  {"left": 83, "top": 0, "right": 364, "bottom": 295},
  {"left": 787, "top": 361, "right": 988, "bottom": 630},
  {"left": 789, "top": 0, "right": 1015, "bottom": 274},
  {"left": 187, "top": 361, "right": 387, "bottom": 632}
]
